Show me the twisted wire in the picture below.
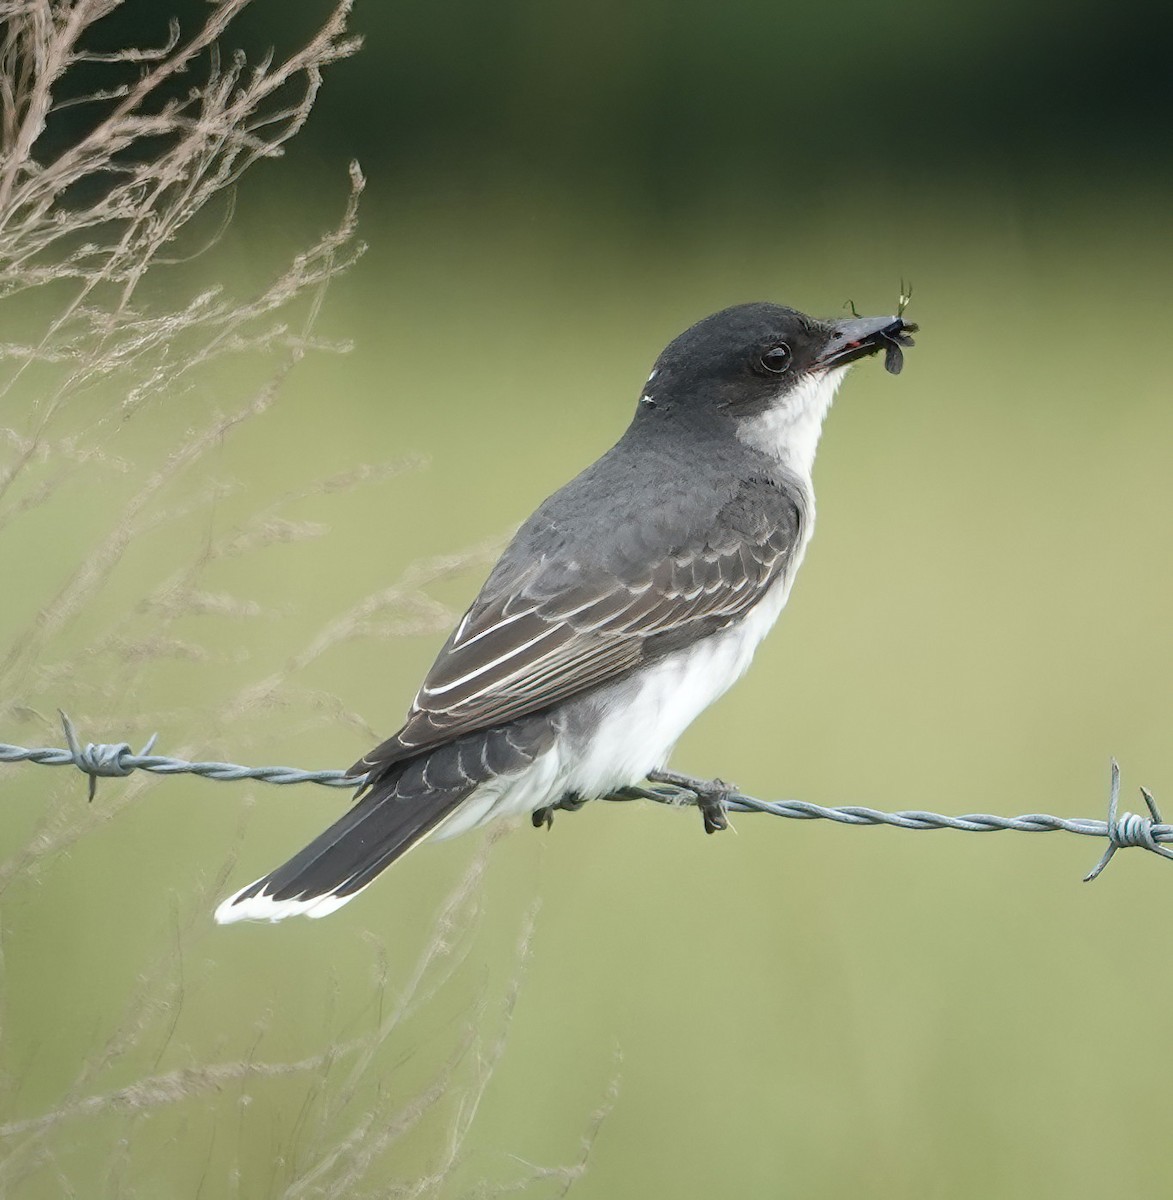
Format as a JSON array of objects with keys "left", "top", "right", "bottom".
[{"left": 0, "top": 715, "right": 1165, "bottom": 882}]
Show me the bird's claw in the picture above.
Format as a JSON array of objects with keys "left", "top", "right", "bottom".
[
  {"left": 698, "top": 784, "right": 731, "bottom": 834},
  {"left": 532, "top": 791, "right": 586, "bottom": 831},
  {"left": 646, "top": 769, "right": 735, "bottom": 835}
]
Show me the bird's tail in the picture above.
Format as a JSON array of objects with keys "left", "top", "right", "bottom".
[
  {"left": 214, "top": 775, "right": 468, "bottom": 923},
  {"left": 214, "top": 717, "right": 555, "bottom": 924}
]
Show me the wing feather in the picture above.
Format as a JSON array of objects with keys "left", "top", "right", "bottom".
[{"left": 352, "top": 478, "right": 804, "bottom": 773}]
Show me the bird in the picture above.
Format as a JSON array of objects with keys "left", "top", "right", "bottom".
[{"left": 215, "top": 301, "right": 916, "bottom": 923}]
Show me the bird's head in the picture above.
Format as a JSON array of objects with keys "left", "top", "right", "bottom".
[{"left": 634, "top": 301, "right": 916, "bottom": 478}]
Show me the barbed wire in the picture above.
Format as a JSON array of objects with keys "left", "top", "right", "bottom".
[{"left": 0, "top": 713, "right": 1167, "bottom": 883}]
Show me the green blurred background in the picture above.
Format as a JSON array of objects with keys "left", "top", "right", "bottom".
[{"left": 3, "top": 0, "right": 1172, "bottom": 1195}]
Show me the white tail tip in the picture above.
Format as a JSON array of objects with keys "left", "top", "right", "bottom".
[{"left": 214, "top": 880, "right": 358, "bottom": 924}]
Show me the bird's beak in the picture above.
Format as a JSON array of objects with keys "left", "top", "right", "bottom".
[{"left": 814, "top": 315, "right": 918, "bottom": 375}]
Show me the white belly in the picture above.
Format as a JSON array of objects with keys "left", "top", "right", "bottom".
[
  {"left": 561, "top": 570, "right": 795, "bottom": 796},
  {"left": 432, "top": 555, "right": 805, "bottom": 840}
]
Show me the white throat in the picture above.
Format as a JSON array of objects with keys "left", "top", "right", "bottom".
[{"left": 735, "top": 366, "right": 849, "bottom": 484}]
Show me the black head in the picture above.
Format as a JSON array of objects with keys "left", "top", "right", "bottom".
[{"left": 634, "top": 301, "right": 915, "bottom": 432}]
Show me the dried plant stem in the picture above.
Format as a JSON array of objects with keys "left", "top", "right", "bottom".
[{"left": 0, "top": 5, "right": 602, "bottom": 1194}]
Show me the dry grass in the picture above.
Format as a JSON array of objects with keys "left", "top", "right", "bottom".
[
  {"left": 0, "top": 3, "right": 605, "bottom": 1195},
  {"left": 0, "top": 0, "right": 364, "bottom": 705},
  {"left": 0, "top": 834, "right": 568, "bottom": 1198},
  {"left": 0, "top": 0, "right": 374, "bottom": 887}
]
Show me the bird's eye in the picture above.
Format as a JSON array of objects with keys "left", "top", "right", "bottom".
[{"left": 759, "top": 344, "right": 792, "bottom": 374}]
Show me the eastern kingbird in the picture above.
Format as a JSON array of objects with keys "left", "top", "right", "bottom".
[{"left": 215, "top": 302, "right": 915, "bottom": 923}]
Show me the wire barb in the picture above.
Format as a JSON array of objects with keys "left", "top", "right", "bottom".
[
  {"left": 58, "top": 710, "right": 159, "bottom": 801},
  {"left": 1082, "top": 758, "right": 1173, "bottom": 882},
  {"left": 0, "top": 720, "right": 1167, "bottom": 882}
]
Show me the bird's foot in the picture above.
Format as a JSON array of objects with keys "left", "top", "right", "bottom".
[
  {"left": 646, "top": 768, "right": 735, "bottom": 834},
  {"left": 532, "top": 791, "right": 587, "bottom": 830}
]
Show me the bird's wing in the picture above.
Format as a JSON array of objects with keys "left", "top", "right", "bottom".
[{"left": 353, "top": 479, "right": 803, "bottom": 774}]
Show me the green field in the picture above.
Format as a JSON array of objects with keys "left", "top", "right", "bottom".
[
  {"left": 2, "top": 178, "right": 1170, "bottom": 1197},
  {"left": 2, "top": 0, "right": 1171, "bottom": 1185}
]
